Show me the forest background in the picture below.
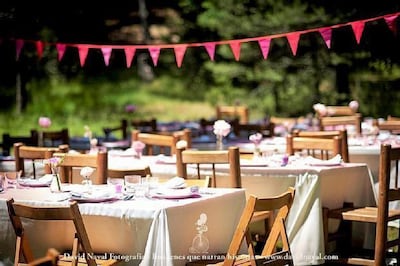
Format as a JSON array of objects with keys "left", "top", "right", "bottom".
[{"left": 0, "top": 0, "right": 399, "bottom": 138}]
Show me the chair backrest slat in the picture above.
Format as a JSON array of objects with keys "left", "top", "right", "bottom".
[
  {"left": 53, "top": 151, "right": 108, "bottom": 184},
  {"left": 7, "top": 199, "right": 97, "bottom": 266},
  {"left": 176, "top": 146, "right": 241, "bottom": 188},
  {"left": 286, "top": 135, "right": 342, "bottom": 161}
]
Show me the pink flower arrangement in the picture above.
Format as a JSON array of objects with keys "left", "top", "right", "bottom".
[
  {"left": 38, "top": 116, "right": 51, "bottom": 128},
  {"left": 313, "top": 103, "right": 327, "bottom": 117},
  {"left": 249, "top": 133, "right": 263, "bottom": 145},
  {"left": 213, "top": 120, "right": 231, "bottom": 137},
  {"left": 132, "top": 141, "right": 146, "bottom": 157},
  {"left": 349, "top": 100, "right": 359, "bottom": 112},
  {"left": 125, "top": 104, "right": 137, "bottom": 113}
]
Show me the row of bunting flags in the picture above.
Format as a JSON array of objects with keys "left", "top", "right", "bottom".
[{"left": 11, "top": 11, "right": 400, "bottom": 68}]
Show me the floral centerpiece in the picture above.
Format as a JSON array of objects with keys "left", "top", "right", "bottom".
[
  {"left": 80, "top": 166, "right": 95, "bottom": 189},
  {"left": 213, "top": 120, "right": 231, "bottom": 150},
  {"left": 249, "top": 132, "right": 263, "bottom": 158},
  {"left": 38, "top": 116, "right": 52, "bottom": 146},
  {"left": 132, "top": 141, "right": 146, "bottom": 158},
  {"left": 44, "top": 156, "right": 64, "bottom": 192}
]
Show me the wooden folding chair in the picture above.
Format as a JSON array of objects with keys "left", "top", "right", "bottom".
[
  {"left": 286, "top": 135, "right": 342, "bottom": 161},
  {"left": 1, "top": 130, "right": 38, "bottom": 156},
  {"left": 318, "top": 114, "right": 362, "bottom": 136},
  {"left": 376, "top": 120, "right": 400, "bottom": 135},
  {"left": 53, "top": 151, "right": 108, "bottom": 184},
  {"left": 231, "top": 119, "right": 275, "bottom": 139},
  {"left": 186, "top": 187, "right": 296, "bottom": 266},
  {"left": 14, "top": 142, "right": 69, "bottom": 178},
  {"left": 292, "top": 129, "right": 349, "bottom": 162},
  {"left": 176, "top": 146, "right": 241, "bottom": 188},
  {"left": 324, "top": 143, "right": 400, "bottom": 265},
  {"left": 27, "top": 248, "right": 60, "bottom": 266},
  {"left": 130, "top": 118, "right": 158, "bottom": 133},
  {"left": 216, "top": 105, "right": 249, "bottom": 124},
  {"left": 40, "top": 129, "right": 69, "bottom": 147},
  {"left": 102, "top": 119, "right": 128, "bottom": 140},
  {"left": 7, "top": 199, "right": 120, "bottom": 266},
  {"left": 131, "top": 130, "right": 179, "bottom": 155}
]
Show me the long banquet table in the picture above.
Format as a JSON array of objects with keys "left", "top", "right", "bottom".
[
  {"left": 0, "top": 185, "right": 246, "bottom": 266},
  {"left": 0, "top": 150, "right": 377, "bottom": 265},
  {"left": 109, "top": 153, "right": 376, "bottom": 265}
]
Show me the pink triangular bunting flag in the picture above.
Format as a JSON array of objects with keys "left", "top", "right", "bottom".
[
  {"left": 101, "top": 47, "right": 112, "bottom": 66},
  {"left": 384, "top": 15, "right": 398, "bottom": 35},
  {"left": 204, "top": 42, "right": 216, "bottom": 61},
  {"left": 229, "top": 41, "right": 241, "bottom": 61},
  {"left": 173, "top": 45, "right": 187, "bottom": 68},
  {"left": 351, "top": 21, "right": 365, "bottom": 44},
  {"left": 148, "top": 47, "right": 161, "bottom": 66},
  {"left": 318, "top": 27, "right": 332, "bottom": 49},
  {"left": 77, "top": 45, "right": 89, "bottom": 67},
  {"left": 124, "top": 47, "right": 136, "bottom": 68},
  {"left": 36, "top": 41, "right": 44, "bottom": 59},
  {"left": 257, "top": 38, "right": 271, "bottom": 60},
  {"left": 15, "top": 39, "right": 24, "bottom": 60},
  {"left": 286, "top": 32, "right": 301, "bottom": 56},
  {"left": 56, "top": 43, "right": 67, "bottom": 61}
]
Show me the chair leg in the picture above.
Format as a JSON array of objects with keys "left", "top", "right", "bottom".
[{"left": 323, "top": 202, "right": 354, "bottom": 256}]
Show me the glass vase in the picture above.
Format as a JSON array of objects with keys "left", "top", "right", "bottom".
[
  {"left": 50, "top": 173, "right": 62, "bottom": 193},
  {"left": 216, "top": 135, "right": 224, "bottom": 150}
]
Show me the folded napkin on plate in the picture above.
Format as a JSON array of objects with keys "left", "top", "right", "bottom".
[
  {"left": 155, "top": 154, "right": 176, "bottom": 164},
  {"left": 304, "top": 154, "right": 342, "bottom": 166},
  {"left": 71, "top": 190, "right": 112, "bottom": 199},
  {"left": 162, "top": 176, "right": 186, "bottom": 189},
  {"left": 18, "top": 174, "right": 53, "bottom": 186}
]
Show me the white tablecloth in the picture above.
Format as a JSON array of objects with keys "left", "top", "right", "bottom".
[{"left": 0, "top": 186, "right": 246, "bottom": 266}]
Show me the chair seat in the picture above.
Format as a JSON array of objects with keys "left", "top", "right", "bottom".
[{"left": 330, "top": 206, "right": 400, "bottom": 223}]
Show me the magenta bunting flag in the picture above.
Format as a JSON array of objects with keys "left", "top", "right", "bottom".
[
  {"left": 173, "top": 45, "right": 187, "bottom": 68},
  {"left": 286, "top": 32, "right": 301, "bottom": 56},
  {"left": 77, "top": 45, "right": 89, "bottom": 67},
  {"left": 101, "top": 47, "right": 112, "bottom": 66},
  {"left": 351, "top": 21, "right": 365, "bottom": 44},
  {"left": 384, "top": 15, "right": 398, "bottom": 35},
  {"left": 318, "top": 27, "right": 332, "bottom": 49},
  {"left": 124, "top": 47, "right": 136, "bottom": 68},
  {"left": 229, "top": 41, "right": 241, "bottom": 61},
  {"left": 148, "top": 47, "right": 161, "bottom": 66},
  {"left": 56, "top": 43, "right": 67, "bottom": 61},
  {"left": 204, "top": 42, "right": 216, "bottom": 61},
  {"left": 257, "top": 38, "right": 271, "bottom": 60},
  {"left": 15, "top": 39, "right": 24, "bottom": 60},
  {"left": 36, "top": 41, "right": 44, "bottom": 59}
]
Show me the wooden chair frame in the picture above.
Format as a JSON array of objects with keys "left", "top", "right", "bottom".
[
  {"left": 103, "top": 119, "right": 128, "bottom": 140},
  {"left": 318, "top": 114, "right": 362, "bottom": 136},
  {"left": 14, "top": 142, "right": 69, "bottom": 178},
  {"left": 286, "top": 135, "right": 342, "bottom": 161},
  {"left": 187, "top": 187, "right": 296, "bottom": 266},
  {"left": 292, "top": 129, "right": 349, "bottom": 162},
  {"left": 216, "top": 105, "right": 249, "bottom": 124},
  {"left": 324, "top": 143, "right": 400, "bottom": 265},
  {"left": 40, "top": 129, "right": 69, "bottom": 147},
  {"left": 176, "top": 146, "right": 241, "bottom": 188},
  {"left": 53, "top": 151, "right": 108, "bottom": 184},
  {"left": 1, "top": 130, "right": 39, "bottom": 156},
  {"left": 131, "top": 130, "right": 179, "bottom": 155},
  {"left": 7, "top": 199, "right": 118, "bottom": 266}
]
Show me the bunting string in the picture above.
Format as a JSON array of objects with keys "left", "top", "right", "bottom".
[{"left": 7, "top": 11, "right": 400, "bottom": 68}]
